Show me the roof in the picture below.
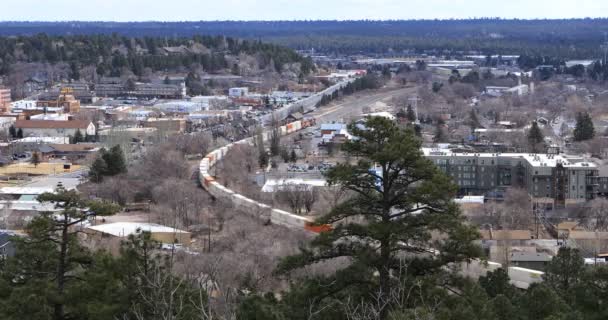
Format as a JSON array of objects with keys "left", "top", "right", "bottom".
[
  {"left": 557, "top": 221, "right": 581, "bottom": 231},
  {"left": 288, "top": 112, "right": 304, "bottom": 120},
  {"left": 15, "top": 120, "right": 92, "bottom": 130},
  {"left": 510, "top": 252, "right": 552, "bottom": 262},
  {"left": 567, "top": 231, "right": 608, "bottom": 240},
  {"left": 87, "top": 222, "right": 190, "bottom": 238},
  {"left": 48, "top": 143, "right": 99, "bottom": 153},
  {"left": 421, "top": 148, "right": 596, "bottom": 169},
  {"left": 480, "top": 230, "right": 531, "bottom": 240},
  {"left": 320, "top": 123, "right": 347, "bottom": 131}
]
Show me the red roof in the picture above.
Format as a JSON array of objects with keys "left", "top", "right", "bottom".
[{"left": 15, "top": 120, "right": 91, "bottom": 129}]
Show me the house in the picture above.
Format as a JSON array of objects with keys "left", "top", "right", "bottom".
[
  {"left": 10, "top": 136, "right": 70, "bottom": 154},
  {"left": 15, "top": 120, "right": 96, "bottom": 138},
  {"left": 37, "top": 143, "right": 100, "bottom": 161},
  {"left": 86, "top": 222, "right": 191, "bottom": 245},
  {"left": 229, "top": 87, "right": 249, "bottom": 97},
  {"left": 509, "top": 251, "right": 553, "bottom": 271}
]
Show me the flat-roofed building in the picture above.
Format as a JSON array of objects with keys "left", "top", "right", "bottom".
[{"left": 422, "top": 148, "right": 598, "bottom": 209}]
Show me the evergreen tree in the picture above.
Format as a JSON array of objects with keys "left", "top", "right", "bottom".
[
  {"left": 0, "top": 188, "right": 119, "bottom": 320},
  {"left": 527, "top": 121, "right": 545, "bottom": 152},
  {"left": 17, "top": 128, "right": 23, "bottom": 139},
  {"left": 573, "top": 112, "right": 595, "bottom": 141},
  {"left": 102, "top": 145, "right": 127, "bottom": 176},
  {"left": 544, "top": 247, "right": 584, "bottom": 295},
  {"left": 406, "top": 104, "right": 416, "bottom": 122},
  {"left": 289, "top": 149, "right": 297, "bottom": 163},
  {"left": 277, "top": 117, "right": 481, "bottom": 320},
  {"left": 72, "top": 129, "right": 84, "bottom": 144},
  {"left": 89, "top": 156, "right": 108, "bottom": 183},
  {"left": 8, "top": 125, "right": 16, "bottom": 139}
]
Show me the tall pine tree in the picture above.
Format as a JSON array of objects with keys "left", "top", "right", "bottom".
[
  {"left": 277, "top": 117, "right": 481, "bottom": 320},
  {"left": 573, "top": 112, "right": 595, "bottom": 141}
]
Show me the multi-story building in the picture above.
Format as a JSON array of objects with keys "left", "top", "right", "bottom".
[
  {"left": 95, "top": 82, "right": 186, "bottom": 99},
  {"left": 422, "top": 148, "right": 599, "bottom": 209},
  {"left": 36, "top": 88, "right": 81, "bottom": 113},
  {"left": 0, "top": 87, "right": 11, "bottom": 113}
]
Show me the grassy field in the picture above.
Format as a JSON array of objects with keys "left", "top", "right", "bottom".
[{"left": 0, "top": 162, "right": 82, "bottom": 176}]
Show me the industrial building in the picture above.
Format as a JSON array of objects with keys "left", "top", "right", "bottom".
[
  {"left": 422, "top": 148, "right": 599, "bottom": 209},
  {"left": 95, "top": 82, "right": 186, "bottom": 99}
]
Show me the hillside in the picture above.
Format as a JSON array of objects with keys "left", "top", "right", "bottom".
[{"left": 0, "top": 19, "right": 607, "bottom": 57}]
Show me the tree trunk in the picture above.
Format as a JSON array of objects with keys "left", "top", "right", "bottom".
[{"left": 55, "top": 218, "right": 68, "bottom": 320}]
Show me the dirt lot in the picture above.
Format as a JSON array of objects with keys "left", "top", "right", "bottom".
[{"left": 0, "top": 162, "right": 82, "bottom": 176}]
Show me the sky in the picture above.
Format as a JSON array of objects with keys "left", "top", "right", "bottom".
[{"left": 1, "top": 0, "right": 607, "bottom": 21}]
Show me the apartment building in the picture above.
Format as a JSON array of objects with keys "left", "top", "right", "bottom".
[
  {"left": 422, "top": 148, "right": 599, "bottom": 209},
  {"left": 95, "top": 82, "right": 186, "bottom": 99}
]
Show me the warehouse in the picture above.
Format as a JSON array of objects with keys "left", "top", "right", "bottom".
[{"left": 86, "top": 222, "right": 191, "bottom": 245}]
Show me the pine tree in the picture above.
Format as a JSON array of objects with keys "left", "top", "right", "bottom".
[
  {"left": 406, "top": 104, "right": 416, "bottom": 122},
  {"left": 277, "top": 117, "right": 481, "bottom": 320},
  {"left": 8, "top": 125, "right": 16, "bottom": 139},
  {"left": 527, "top": 121, "right": 544, "bottom": 152},
  {"left": 1, "top": 188, "right": 120, "bottom": 320},
  {"left": 89, "top": 156, "right": 108, "bottom": 183},
  {"left": 17, "top": 128, "right": 23, "bottom": 139},
  {"left": 101, "top": 145, "right": 127, "bottom": 176},
  {"left": 289, "top": 149, "right": 297, "bottom": 163},
  {"left": 573, "top": 112, "right": 595, "bottom": 141},
  {"left": 73, "top": 129, "right": 84, "bottom": 144}
]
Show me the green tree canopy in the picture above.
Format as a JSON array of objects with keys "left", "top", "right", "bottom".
[
  {"left": 573, "top": 112, "right": 595, "bottom": 141},
  {"left": 277, "top": 117, "right": 481, "bottom": 319}
]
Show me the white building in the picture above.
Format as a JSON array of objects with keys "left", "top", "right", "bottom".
[
  {"left": 228, "top": 87, "right": 249, "bottom": 97},
  {"left": 15, "top": 120, "right": 95, "bottom": 138}
]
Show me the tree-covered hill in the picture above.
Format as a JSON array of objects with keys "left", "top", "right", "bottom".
[
  {"left": 0, "top": 33, "right": 315, "bottom": 77},
  {"left": 0, "top": 19, "right": 607, "bottom": 57}
]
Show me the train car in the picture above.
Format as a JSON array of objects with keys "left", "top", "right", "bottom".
[
  {"left": 293, "top": 121, "right": 302, "bottom": 131},
  {"left": 270, "top": 209, "right": 311, "bottom": 228},
  {"left": 304, "top": 222, "right": 332, "bottom": 233}
]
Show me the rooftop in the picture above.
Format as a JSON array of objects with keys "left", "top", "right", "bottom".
[
  {"left": 87, "top": 222, "right": 190, "bottom": 238},
  {"left": 15, "top": 120, "right": 91, "bottom": 129},
  {"left": 421, "top": 148, "right": 596, "bottom": 169}
]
